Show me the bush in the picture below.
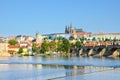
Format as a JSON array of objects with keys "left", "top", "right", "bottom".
[
  {"left": 24, "top": 54, "right": 30, "bottom": 56},
  {"left": 8, "top": 39, "right": 18, "bottom": 45}
]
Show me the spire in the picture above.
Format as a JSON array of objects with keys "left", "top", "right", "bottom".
[
  {"left": 70, "top": 23, "right": 72, "bottom": 28},
  {"left": 65, "top": 25, "right": 68, "bottom": 33},
  {"left": 36, "top": 32, "right": 39, "bottom": 37}
]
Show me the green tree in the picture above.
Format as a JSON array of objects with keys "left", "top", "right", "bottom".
[
  {"left": 113, "top": 36, "right": 117, "bottom": 41},
  {"left": 48, "top": 41, "right": 57, "bottom": 52},
  {"left": 18, "top": 47, "right": 23, "bottom": 54},
  {"left": 80, "top": 37, "right": 85, "bottom": 42},
  {"left": 105, "top": 38, "right": 110, "bottom": 41},
  {"left": 62, "top": 38, "right": 70, "bottom": 53},
  {"left": 57, "top": 36, "right": 64, "bottom": 40},
  {"left": 44, "top": 37, "right": 48, "bottom": 40},
  {"left": 98, "top": 38, "right": 101, "bottom": 42},
  {"left": 56, "top": 40, "right": 63, "bottom": 52},
  {"left": 32, "top": 43, "right": 39, "bottom": 53},
  {"left": 48, "top": 36, "right": 53, "bottom": 40},
  {"left": 69, "top": 36, "right": 75, "bottom": 40},
  {"left": 102, "top": 37, "right": 104, "bottom": 41},
  {"left": 75, "top": 41, "right": 82, "bottom": 47},
  {"left": 40, "top": 40, "right": 49, "bottom": 53},
  {"left": 70, "top": 43, "right": 75, "bottom": 49},
  {"left": 92, "top": 37, "right": 96, "bottom": 41},
  {"left": 8, "top": 39, "right": 18, "bottom": 45}
]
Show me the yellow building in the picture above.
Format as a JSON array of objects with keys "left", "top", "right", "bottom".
[
  {"left": 8, "top": 43, "right": 29, "bottom": 55},
  {"left": 0, "top": 43, "right": 10, "bottom": 56}
]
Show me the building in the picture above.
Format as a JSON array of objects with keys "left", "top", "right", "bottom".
[
  {"left": 8, "top": 41, "right": 32, "bottom": 55},
  {"left": 65, "top": 24, "right": 85, "bottom": 34},
  {"left": 0, "top": 37, "right": 10, "bottom": 56},
  {"left": 25, "top": 36, "right": 35, "bottom": 42},
  {"left": 0, "top": 41, "right": 10, "bottom": 56},
  {"left": 36, "top": 32, "right": 43, "bottom": 43},
  {"left": 15, "top": 35, "right": 26, "bottom": 42},
  {"left": 0, "top": 36, "right": 8, "bottom": 43},
  {"left": 8, "top": 44, "right": 29, "bottom": 55},
  {"left": 20, "top": 41, "right": 31, "bottom": 48},
  {"left": 42, "top": 33, "right": 72, "bottom": 40},
  {"left": 65, "top": 24, "right": 92, "bottom": 38},
  {"left": 8, "top": 44, "right": 20, "bottom": 54},
  {"left": 72, "top": 32, "right": 92, "bottom": 39},
  {"left": 8, "top": 36, "right": 16, "bottom": 40},
  {"left": 92, "top": 32, "right": 120, "bottom": 41},
  {"left": 0, "top": 37, "right": 9, "bottom": 56},
  {"left": 15, "top": 35, "right": 35, "bottom": 43},
  {"left": 65, "top": 26, "right": 75, "bottom": 34}
]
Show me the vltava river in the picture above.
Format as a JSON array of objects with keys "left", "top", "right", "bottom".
[{"left": 0, "top": 56, "right": 120, "bottom": 80}]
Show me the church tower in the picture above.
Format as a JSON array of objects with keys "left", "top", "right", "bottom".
[{"left": 36, "top": 32, "right": 42, "bottom": 43}]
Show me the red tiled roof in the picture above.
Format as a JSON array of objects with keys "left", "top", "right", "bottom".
[
  {"left": 20, "top": 41, "right": 31, "bottom": 46},
  {"left": 8, "top": 44, "right": 28, "bottom": 48},
  {"left": 8, "top": 44, "right": 19, "bottom": 48},
  {"left": 8, "top": 50, "right": 16, "bottom": 53},
  {"left": 84, "top": 41, "right": 112, "bottom": 47},
  {"left": 93, "top": 32, "right": 120, "bottom": 36},
  {"left": 73, "top": 32, "right": 92, "bottom": 35},
  {"left": 0, "top": 36, "right": 5, "bottom": 38}
]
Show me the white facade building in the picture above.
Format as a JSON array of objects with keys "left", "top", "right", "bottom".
[{"left": 92, "top": 33, "right": 120, "bottom": 40}]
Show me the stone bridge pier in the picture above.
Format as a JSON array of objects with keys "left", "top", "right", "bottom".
[{"left": 76, "top": 45, "right": 120, "bottom": 57}]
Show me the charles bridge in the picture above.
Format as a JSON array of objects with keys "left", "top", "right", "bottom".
[{"left": 71, "top": 45, "right": 120, "bottom": 57}]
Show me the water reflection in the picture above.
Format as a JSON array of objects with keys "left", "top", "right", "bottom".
[
  {"left": 0, "top": 56, "right": 120, "bottom": 68},
  {"left": 0, "top": 56, "right": 120, "bottom": 80},
  {"left": 0, "top": 63, "right": 120, "bottom": 80}
]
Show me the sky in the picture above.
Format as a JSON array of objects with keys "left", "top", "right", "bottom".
[{"left": 0, "top": 0, "right": 120, "bottom": 36}]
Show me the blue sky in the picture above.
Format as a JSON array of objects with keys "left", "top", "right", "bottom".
[{"left": 0, "top": 0, "right": 120, "bottom": 36}]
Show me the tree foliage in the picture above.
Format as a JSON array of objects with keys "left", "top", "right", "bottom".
[
  {"left": 69, "top": 36, "right": 75, "bottom": 40},
  {"left": 102, "top": 37, "right": 104, "bottom": 41},
  {"left": 75, "top": 41, "right": 82, "bottom": 47},
  {"left": 8, "top": 39, "right": 18, "bottom": 45},
  {"left": 18, "top": 47, "right": 23, "bottom": 54},
  {"left": 40, "top": 37, "right": 83, "bottom": 54},
  {"left": 92, "top": 37, "right": 96, "bottom": 41},
  {"left": 105, "top": 38, "right": 111, "bottom": 41},
  {"left": 48, "top": 41, "right": 57, "bottom": 51},
  {"left": 80, "top": 37, "right": 86, "bottom": 42},
  {"left": 70, "top": 43, "right": 75, "bottom": 49},
  {"left": 56, "top": 40, "right": 63, "bottom": 52},
  {"left": 62, "top": 38, "right": 70, "bottom": 53},
  {"left": 40, "top": 40, "right": 49, "bottom": 53},
  {"left": 57, "top": 36, "right": 64, "bottom": 40},
  {"left": 48, "top": 36, "right": 53, "bottom": 40},
  {"left": 32, "top": 43, "right": 39, "bottom": 53}
]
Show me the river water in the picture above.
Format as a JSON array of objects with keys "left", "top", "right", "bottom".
[{"left": 0, "top": 56, "right": 120, "bottom": 80}]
